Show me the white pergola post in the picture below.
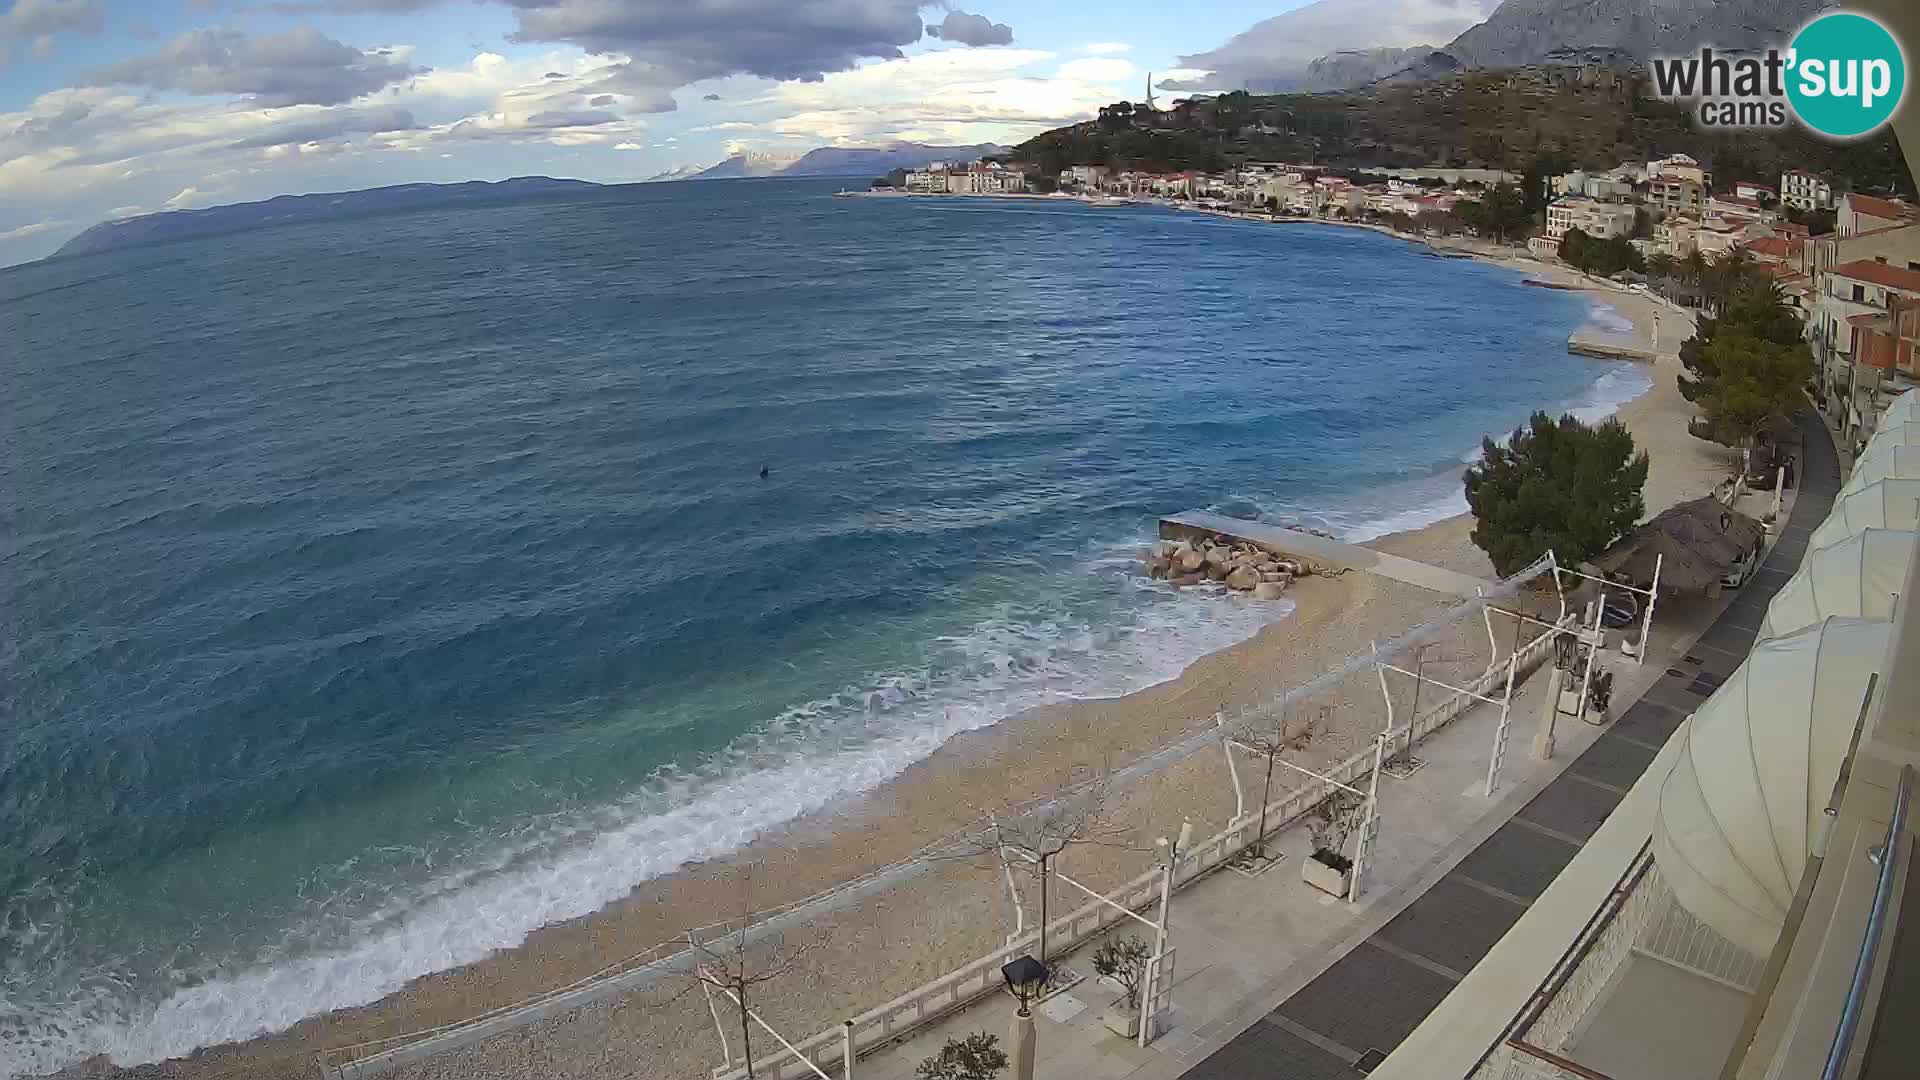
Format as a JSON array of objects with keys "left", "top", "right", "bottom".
[
  {"left": 1351, "top": 734, "right": 1385, "bottom": 905},
  {"left": 1638, "top": 554, "right": 1663, "bottom": 667},
  {"left": 1216, "top": 713, "right": 1245, "bottom": 822},
  {"left": 1485, "top": 654, "right": 1519, "bottom": 797}
]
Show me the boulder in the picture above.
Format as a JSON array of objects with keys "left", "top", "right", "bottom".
[
  {"left": 1148, "top": 558, "right": 1170, "bottom": 579},
  {"left": 1179, "top": 548, "right": 1205, "bottom": 572},
  {"left": 1253, "top": 581, "right": 1289, "bottom": 600},
  {"left": 1204, "top": 546, "right": 1232, "bottom": 568},
  {"left": 1226, "top": 566, "right": 1261, "bottom": 591},
  {"left": 1208, "top": 562, "right": 1231, "bottom": 581},
  {"left": 1171, "top": 572, "right": 1206, "bottom": 587}
]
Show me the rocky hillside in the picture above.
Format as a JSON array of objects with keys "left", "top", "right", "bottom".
[
  {"left": 1443, "top": 0, "right": 1827, "bottom": 69},
  {"left": 1012, "top": 69, "right": 1914, "bottom": 197}
]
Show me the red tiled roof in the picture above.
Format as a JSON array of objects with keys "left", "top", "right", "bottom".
[
  {"left": 1848, "top": 193, "right": 1918, "bottom": 222},
  {"left": 1829, "top": 259, "right": 1920, "bottom": 292},
  {"left": 1746, "top": 236, "right": 1799, "bottom": 258}
]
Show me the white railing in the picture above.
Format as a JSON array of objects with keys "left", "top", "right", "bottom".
[
  {"left": 1632, "top": 871, "right": 1762, "bottom": 992},
  {"left": 1470, "top": 848, "right": 1655, "bottom": 1080}
]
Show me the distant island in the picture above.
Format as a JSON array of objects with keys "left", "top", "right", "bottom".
[{"left": 52, "top": 176, "right": 600, "bottom": 259}]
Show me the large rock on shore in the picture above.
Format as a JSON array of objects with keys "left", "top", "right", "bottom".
[
  {"left": 1179, "top": 547, "right": 1205, "bottom": 572},
  {"left": 1253, "top": 581, "right": 1288, "bottom": 600},
  {"left": 1226, "top": 566, "right": 1261, "bottom": 591}
]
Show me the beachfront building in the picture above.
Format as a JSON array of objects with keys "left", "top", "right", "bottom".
[
  {"left": 1648, "top": 152, "right": 1711, "bottom": 187},
  {"left": 1814, "top": 260, "right": 1920, "bottom": 440},
  {"left": 1707, "top": 192, "right": 1779, "bottom": 225},
  {"left": 1649, "top": 175, "right": 1707, "bottom": 217},
  {"left": 1839, "top": 192, "right": 1917, "bottom": 237},
  {"left": 1853, "top": 299, "right": 1920, "bottom": 381},
  {"left": 1781, "top": 168, "right": 1835, "bottom": 210},
  {"left": 1059, "top": 164, "right": 1109, "bottom": 189},
  {"left": 1554, "top": 170, "right": 1634, "bottom": 201},
  {"left": 1545, "top": 197, "right": 1637, "bottom": 242}
]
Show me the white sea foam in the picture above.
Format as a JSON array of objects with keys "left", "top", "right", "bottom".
[
  {"left": 10, "top": 576, "right": 1289, "bottom": 1076},
  {"left": 1581, "top": 298, "right": 1637, "bottom": 339}
]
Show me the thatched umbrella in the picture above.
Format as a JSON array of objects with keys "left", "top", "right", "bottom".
[{"left": 1593, "top": 497, "right": 1765, "bottom": 592}]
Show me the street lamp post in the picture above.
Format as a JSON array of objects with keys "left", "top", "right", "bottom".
[{"left": 1001, "top": 955, "right": 1047, "bottom": 1080}]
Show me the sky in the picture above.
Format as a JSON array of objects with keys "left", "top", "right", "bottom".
[{"left": 0, "top": 0, "right": 1501, "bottom": 266}]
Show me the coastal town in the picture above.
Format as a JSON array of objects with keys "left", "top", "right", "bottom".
[{"left": 877, "top": 150, "right": 1919, "bottom": 457}]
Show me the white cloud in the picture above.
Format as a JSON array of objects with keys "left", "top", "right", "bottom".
[
  {"left": 0, "top": 218, "right": 69, "bottom": 241},
  {"left": 1080, "top": 42, "right": 1131, "bottom": 55},
  {"left": 163, "top": 185, "right": 207, "bottom": 209},
  {"left": 1055, "top": 57, "right": 1134, "bottom": 83},
  {"left": 84, "top": 27, "right": 423, "bottom": 107},
  {"left": 754, "top": 47, "right": 1129, "bottom": 146}
]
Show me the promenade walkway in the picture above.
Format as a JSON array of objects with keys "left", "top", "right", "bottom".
[{"left": 1170, "top": 409, "right": 1839, "bottom": 1080}]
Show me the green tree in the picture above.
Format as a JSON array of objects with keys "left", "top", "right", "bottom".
[
  {"left": 1464, "top": 412, "right": 1650, "bottom": 576},
  {"left": 1696, "top": 330, "right": 1812, "bottom": 445},
  {"left": 1477, "top": 182, "right": 1530, "bottom": 243},
  {"left": 918, "top": 1033, "right": 1008, "bottom": 1080}
]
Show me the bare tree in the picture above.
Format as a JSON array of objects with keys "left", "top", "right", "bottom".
[
  {"left": 944, "top": 770, "right": 1135, "bottom": 980},
  {"left": 1228, "top": 706, "right": 1321, "bottom": 861},
  {"left": 676, "top": 873, "right": 830, "bottom": 1080}
]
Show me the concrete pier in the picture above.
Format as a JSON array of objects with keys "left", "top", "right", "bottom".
[{"left": 1158, "top": 510, "right": 1497, "bottom": 599}]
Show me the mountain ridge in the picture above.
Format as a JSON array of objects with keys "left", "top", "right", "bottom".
[
  {"left": 686, "top": 142, "right": 1008, "bottom": 181},
  {"left": 53, "top": 177, "right": 599, "bottom": 259}
]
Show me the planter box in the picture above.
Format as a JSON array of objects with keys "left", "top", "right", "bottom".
[
  {"left": 1301, "top": 852, "right": 1352, "bottom": 898},
  {"left": 1102, "top": 999, "right": 1141, "bottom": 1038}
]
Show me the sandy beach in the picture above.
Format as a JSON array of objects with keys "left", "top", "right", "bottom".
[{"left": 59, "top": 237, "right": 1730, "bottom": 1080}]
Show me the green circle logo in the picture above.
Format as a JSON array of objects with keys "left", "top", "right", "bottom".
[{"left": 1787, "top": 12, "right": 1906, "bottom": 139}]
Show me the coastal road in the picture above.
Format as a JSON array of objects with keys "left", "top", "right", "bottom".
[{"left": 1174, "top": 409, "right": 1840, "bottom": 1079}]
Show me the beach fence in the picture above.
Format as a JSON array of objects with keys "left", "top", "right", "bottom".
[{"left": 317, "top": 553, "right": 1572, "bottom": 1080}]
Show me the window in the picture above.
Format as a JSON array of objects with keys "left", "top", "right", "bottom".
[
  {"left": 1854, "top": 284, "right": 1867, "bottom": 302},
  {"left": 1877, "top": 256, "right": 1888, "bottom": 264}
]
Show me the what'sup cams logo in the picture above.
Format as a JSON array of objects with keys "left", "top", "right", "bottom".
[{"left": 1650, "top": 10, "right": 1906, "bottom": 139}]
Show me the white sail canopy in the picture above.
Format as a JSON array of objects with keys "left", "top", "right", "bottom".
[
  {"left": 1840, "top": 442, "right": 1920, "bottom": 497},
  {"left": 1859, "top": 421, "right": 1920, "bottom": 455},
  {"left": 1807, "top": 479, "right": 1920, "bottom": 551},
  {"left": 1653, "top": 617, "right": 1889, "bottom": 956},
  {"left": 1878, "top": 389, "right": 1920, "bottom": 429},
  {"left": 1758, "top": 530, "right": 1915, "bottom": 640}
]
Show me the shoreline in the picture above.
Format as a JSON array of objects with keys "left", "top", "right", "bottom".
[{"left": 50, "top": 210, "right": 1713, "bottom": 1080}]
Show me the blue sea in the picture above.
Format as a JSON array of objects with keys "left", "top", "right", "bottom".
[{"left": 0, "top": 178, "right": 1647, "bottom": 1074}]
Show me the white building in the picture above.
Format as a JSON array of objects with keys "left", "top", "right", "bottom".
[
  {"left": 1780, "top": 169, "right": 1834, "bottom": 211},
  {"left": 1545, "top": 197, "right": 1637, "bottom": 242}
]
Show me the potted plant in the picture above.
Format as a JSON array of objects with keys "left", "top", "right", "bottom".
[
  {"left": 1587, "top": 669, "right": 1615, "bottom": 721},
  {"left": 1300, "top": 792, "right": 1362, "bottom": 898},
  {"left": 1092, "top": 935, "right": 1152, "bottom": 1038},
  {"left": 918, "top": 1032, "right": 1008, "bottom": 1080}
]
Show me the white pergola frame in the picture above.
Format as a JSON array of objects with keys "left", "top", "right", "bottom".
[
  {"left": 996, "top": 825, "right": 1189, "bottom": 1048},
  {"left": 1221, "top": 730, "right": 1383, "bottom": 905},
  {"left": 1550, "top": 555, "right": 1663, "bottom": 668}
]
